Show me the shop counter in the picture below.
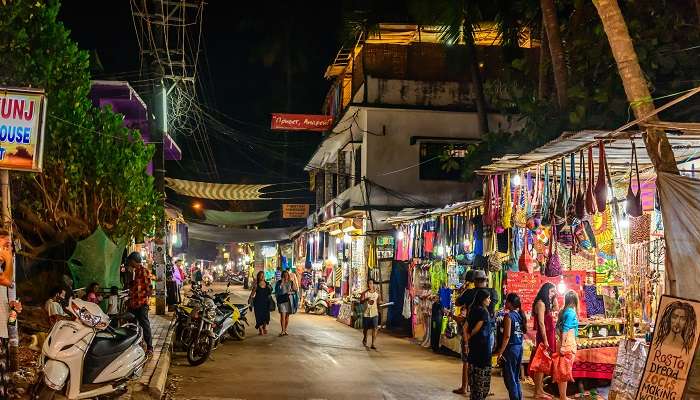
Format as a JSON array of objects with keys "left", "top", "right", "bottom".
[{"left": 572, "top": 346, "right": 618, "bottom": 380}]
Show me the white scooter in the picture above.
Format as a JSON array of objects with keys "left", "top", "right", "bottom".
[{"left": 33, "top": 298, "right": 147, "bottom": 399}]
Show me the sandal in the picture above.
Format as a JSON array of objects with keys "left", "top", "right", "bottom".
[{"left": 452, "top": 389, "right": 466, "bottom": 395}]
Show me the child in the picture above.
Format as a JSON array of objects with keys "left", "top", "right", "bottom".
[
  {"left": 85, "top": 282, "right": 102, "bottom": 304},
  {"left": 494, "top": 293, "right": 527, "bottom": 400},
  {"left": 107, "top": 286, "right": 120, "bottom": 327}
]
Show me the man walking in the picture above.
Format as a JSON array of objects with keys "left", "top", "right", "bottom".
[
  {"left": 126, "top": 252, "right": 153, "bottom": 356},
  {"left": 361, "top": 279, "right": 381, "bottom": 350}
]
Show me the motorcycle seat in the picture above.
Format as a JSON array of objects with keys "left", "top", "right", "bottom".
[{"left": 90, "top": 325, "right": 140, "bottom": 357}]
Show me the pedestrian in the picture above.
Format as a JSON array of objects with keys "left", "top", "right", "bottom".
[
  {"left": 453, "top": 270, "right": 475, "bottom": 395},
  {"left": 494, "top": 293, "right": 526, "bottom": 400},
  {"left": 532, "top": 282, "right": 558, "bottom": 400},
  {"left": 554, "top": 291, "right": 579, "bottom": 400},
  {"left": 193, "top": 266, "right": 203, "bottom": 286},
  {"left": 85, "top": 282, "right": 102, "bottom": 304},
  {"left": 466, "top": 289, "right": 493, "bottom": 400},
  {"left": 248, "top": 271, "right": 272, "bottom": 335},
  {"left": 126, "top": 252, "right": 153, "bottom": 356},
  {"left": 360, "top": 279, "right": 381, "bottom": 350},
  {"left": 275, "top": 270, "right": 296, "bottom": 336}
]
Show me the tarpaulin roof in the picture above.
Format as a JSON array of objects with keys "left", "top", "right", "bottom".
[
  {"left": 203, "top": 209, "right": 274, "bottom": 226},
  {"left": 188, "top": 222, "right": 300, "bottom": 243},
  {"left": 68, "top": 227, "right": 126, "bottom": 290},
  {"left": 165, "top": 178, "right": 271, "bottom": 200}
]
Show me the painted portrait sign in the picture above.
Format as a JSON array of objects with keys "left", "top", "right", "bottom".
[{"left": 636, "top": 295, "right": 700, "bottom": 400}]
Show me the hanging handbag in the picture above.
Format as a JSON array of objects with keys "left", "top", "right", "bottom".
[
  {"left": 545, "top": 226, "right": 563, "bottom": 277},
  {"left": 518, "top": 230, "right": 536, "bottom": 273},
  {"left": 502, "top": 174, "right": 513, "bottom": 229},
  {"left": 268, "top": 293, "right": 277, "bottom": 312},
  {"left": 542, "top": 164, "right": 551, "bottom": 224},
  {"left": 553, "top": 158, "right": 568, "bottom": 225},
  {"left": 625, "top": 141, "right": 643, "bottom": 218},
  {"left": 585, "top": 146, "right": 598, "bottom": 215},
  {"left": 514, "top": 185, "right": 528, "bottom": 228},
  {"left": 594, "top": 141, "right": 609, "bottom": 213},
  {"left": 488, "top": 233, "right": 506, "bottom": 272},
  {"left": 575, "top": 151, "right": 587, "bottom": 219}
]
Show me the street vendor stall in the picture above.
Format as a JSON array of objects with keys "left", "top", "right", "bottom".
[{"left": 476, "top": 129, "right": 700, "bottom": 396}]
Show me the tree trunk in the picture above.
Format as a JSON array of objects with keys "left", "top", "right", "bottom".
[
  {"left": 540, "top": 0, "right": 568, "bottom": 109},
  {"left": 464, "top": 21, "right": 490, "bottom": 135},
  {"left": 696, "top": 0, "right": 700, "bottom": 24},
  {"left": 538, "top": 18, "right": 550, "bottom": 101},
  {"left": 592, "top": 0, "right": 679, "bottom": 174}
]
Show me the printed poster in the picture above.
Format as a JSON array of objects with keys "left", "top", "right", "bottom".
[{"left": 635, "top": 295, "right": 700, "bottom": 400}]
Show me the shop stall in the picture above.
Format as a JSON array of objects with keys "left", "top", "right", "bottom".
[{"left": 476, "top": 129, "right": 700, "bottom": 395}]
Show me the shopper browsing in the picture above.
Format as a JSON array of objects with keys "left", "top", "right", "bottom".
[
  {"left": 361, "top": 279, "right": 381, "bottom": 350},
  {"left": 275, "top": 270, "right": 296, "bottom": 336},
  {"left": 466, "top": 289, "right": 493, "bottom": 400},
  {"left": 554, "top": 291, "right": 579, "bottom": 400},
  {"left": 532, "top": 282, "right": 558, "bottom": 400},
  {"left": 494, "top": 293, "right": 526, "bottom": 400}
]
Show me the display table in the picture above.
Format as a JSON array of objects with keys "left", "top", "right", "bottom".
[{"left": 572, "top": 346, "right": 618, "bottom": 380}]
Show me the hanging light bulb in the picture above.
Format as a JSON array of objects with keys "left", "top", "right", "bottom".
[
  {"left": 397, "top": 230, "right": 405, "bottom": 240},
  {"left": 343, "top": 233, "right": 352, "bottom": 244},
  {"left": 557, "top": 277, "right": 567, "bottom": 295},
  {"left": 619, "top": 217, "right": 629, "bottom": 229},
  {"left": 607, "top": 187, "right": 613, "bottom": 200},
  {"left": 308, "top": 236, "right": 314, "bottom": 245},
  {"left": 511, "top": 173, "right": 522, "bottom": 186}
]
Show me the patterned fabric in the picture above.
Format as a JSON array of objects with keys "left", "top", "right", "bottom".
[
  {"left": 628, "top": 213, "right": 650, "bottom": 244},
  {"left": 583, "top": 285, "right": 604, "bottom": 317},
  {"left": 128, "top": 266, "right": 152, "bottom": 309},
  {"left": 469, "top": 365, "right": 493, "bottom": 400}
]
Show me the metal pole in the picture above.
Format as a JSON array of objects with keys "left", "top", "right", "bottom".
[{"left": 1, "top": 171, "right": 17, "bottom": 370}]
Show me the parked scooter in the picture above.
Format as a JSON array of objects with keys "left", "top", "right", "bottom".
[
  {"left": 304, "top": 283, "right": 330, "bottom": 315},
  {"left": 33, "top": 299, "right": 147, "bottom": 400}
]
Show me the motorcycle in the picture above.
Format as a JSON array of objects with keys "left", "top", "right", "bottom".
[
  {"left": 33, "top": 299, "right": 147, "bottom": 400},
  {"left": 185, "top": 295, "right": 217, "bottom": 366},
  {"left": 210, "top": 282, "right": 249, "bottom": 341}
]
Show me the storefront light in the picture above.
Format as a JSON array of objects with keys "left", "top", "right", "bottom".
[
  {"left": 309, "top": 236, "right": 314, "bottom": 245},
  {"left": 397, "top": 230, "right": 405, "bottom": 240},
  {"left": 328, "top": 255, "right": 338, "bottom": 264},
  {"left": 511, "top": 174, "right": 522, "bottom": 186},
  {"left": 343, "top": 234, "right": 352, "bottom": 244},
  {"left": 619, "top": 217, "right": 629, "bottom": 229},
  {"left": 557, "top": 278, "right": 567, "bottom": 295}
]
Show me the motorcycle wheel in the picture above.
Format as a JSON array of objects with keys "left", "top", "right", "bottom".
[
  {"left": 229, "top": 322, "right": 246, "bottom": 340},
  {"left": 31, "top": 381, "right": 62, "bottom": 400},
  {"left": 187, "top": 335, "right": 214, "bottom": 366},
  {"left": 314, "top": 305, "right": 327, "bottom": 315}
]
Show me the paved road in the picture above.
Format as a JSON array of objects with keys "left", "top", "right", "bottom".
[{"left": 167, "top": 284, "right": 526, "bottom": 400}]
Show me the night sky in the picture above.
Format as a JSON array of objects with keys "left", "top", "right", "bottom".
[{"left": 57, "top": 1, "right": 344, "bottom": 228}]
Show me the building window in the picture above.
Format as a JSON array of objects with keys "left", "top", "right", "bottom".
[{"left": 418, "top": 142, "right": 467, "bottom": 181}]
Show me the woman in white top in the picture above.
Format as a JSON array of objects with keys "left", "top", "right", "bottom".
[{"left": 361, "top": 279, "right": 382, "bottom": 350}]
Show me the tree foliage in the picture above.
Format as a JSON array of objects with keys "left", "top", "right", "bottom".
[{"left": 0, "top": 0, "right": 161, "bottom": 256}]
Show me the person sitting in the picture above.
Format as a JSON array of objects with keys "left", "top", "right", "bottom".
[
  {"left": 85, "top": 282, "right": 102, "bottom": 305},
  {"left": 45, "top": 287, "right": 71, "bottom": 327}
]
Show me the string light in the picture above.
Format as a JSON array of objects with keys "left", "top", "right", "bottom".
[
  {"left": 557, "top": 278, "right": 567, "bottom": 295},
  {"left": 397, "top": 230, "right": 405, "bottom": 240},
  {"left": 511, "top": 174, "right": 522, "bottom": 186}
]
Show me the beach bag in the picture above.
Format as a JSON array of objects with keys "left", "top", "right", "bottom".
[
  {"left": 529, "top": 343, "right": 553, "bottom": 375},
  {"left": 594, "top": 141, "right": 609, "bottom": 213},
  {"left": 552, "top": 352, "right": 575, "bottom": 383},
  {"left": 545, "top": 228, "right": 562, "bottom": 277},
  {"left": 625, "top": 142, "right": 643, "bottom": 218},
  {"left": 575, "top": 151, "right": 587, "bottom": 219},
  {"left": 553, "top": 157, "right": 568, "bottom": 224},
  {"left": 268, "top": 294, "right": 276, "bottom": 312},
  {"left": 585, "top": 146, "right": 597, "bottom": 215},
  {"left": 518, "top": 231, "right": 536, "bottom": 274}
]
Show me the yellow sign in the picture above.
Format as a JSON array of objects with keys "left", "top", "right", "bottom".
[
  {"left": 282, "top": 204, "right": 310, "bottom": 219},
  {"left": 0, "top": 88, "right": 47, "bottom": 172}
]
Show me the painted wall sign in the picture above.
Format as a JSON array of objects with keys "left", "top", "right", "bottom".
[
  {"left": 270, "top": 113, "right": 333, "bottom": 131},
  {"left": 0, "top": 87, "right": 47, "bottom": 172},
  {"left": 635, "top": 295, "right": 700, "bottom": 400},
  {"left": 282, "top": 204, "right": 310, "bottom": 219}
]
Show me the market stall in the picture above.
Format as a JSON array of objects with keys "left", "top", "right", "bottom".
[{"left": 477, "top": 129, "right": 700, "bottom": 395}]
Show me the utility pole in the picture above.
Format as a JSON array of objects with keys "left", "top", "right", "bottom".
[
  {"left": 146, "top": 0, "right": 167, "bottom": 315},
  {"left": 1, "top": 171, "right": 17, "bottom": 371}
]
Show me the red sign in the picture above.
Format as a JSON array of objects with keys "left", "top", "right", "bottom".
[
  {"left": 270, "top": 113, "right": 333, "bottom": 132},
  {"left": 506, "top": 271, "right": 587, "bottom": 318}
]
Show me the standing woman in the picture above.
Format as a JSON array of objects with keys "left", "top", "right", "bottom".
[
  {"left": 494, "top": 293, "right": 527, "bottom": 400},
  {"left": 248, "top": 271, "right": 272, "bottom": 335},
  {"left": 276, "top": 271, "right": 296, "bottom": 336},
  {"left": 532, "top": 283, "right": 558, "bottom": 400},
  {"left": 554, "top": 291, "right": 579, "bottom": 400},
  {"left": 466, "top": 289, "right": 493, "bottom": 400}
]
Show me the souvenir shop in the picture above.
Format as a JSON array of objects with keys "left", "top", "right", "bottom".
[
  {"left": 387, "top": 201, "right": 486, "bottom": 351},
  {"left": 477, "top": 129, "right": 700, "bottom": 397}
]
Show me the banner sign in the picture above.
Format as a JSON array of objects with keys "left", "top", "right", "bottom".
[
  {"left": 0, "top": 87, "right": 47, "bottom": 172},
  {"left": 506, "top": 271, "right": 586, "bottom": 318},
  {"left": 635, "top": 295, "right": 700, "bottom": 400},
  {"left": 282, "top": 204, "right": 310, "bottom": 219},
  {"left": 270, "top": 113, "right": 333, "bottom": 131}
]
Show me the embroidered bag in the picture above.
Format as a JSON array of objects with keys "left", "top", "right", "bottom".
[{"left": 545, "top": 226, "right": 562, "bottom": 277}]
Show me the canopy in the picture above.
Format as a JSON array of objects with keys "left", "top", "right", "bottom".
[
  {"left": 188, "top": 222, "right": 300, "bottom": 243},
  {"left": 68, "top": 227, "right": 125, "bottom": 290},
  {"left": 165, "top": 177, "right": 271, "bottom": 200},
  {"left": 203, "top": 210, "right": 273, "bottom": 226}
]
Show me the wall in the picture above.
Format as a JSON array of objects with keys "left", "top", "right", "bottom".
[
  {"left": 362, "top": 107, "right": 517, "bottom": 206},
  {"left": 366, "top": 77, "right": 475, "bottom": 109}
]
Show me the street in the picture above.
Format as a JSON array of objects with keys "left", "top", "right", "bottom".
[{"left": 166, "top": 284, "right": 525, "bottom": 400}]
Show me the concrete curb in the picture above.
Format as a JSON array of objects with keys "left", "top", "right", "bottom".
[{"left": 147, "top": 319, "right": 175, "bottom": 399}]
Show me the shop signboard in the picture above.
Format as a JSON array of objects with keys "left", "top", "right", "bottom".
[
  {"left": 505, "top": 271, "right": 586, "bottom": 318},
  {"left": 0, "top": 87, "right": 47, "bottom": 172},
  {"left": 635, "top": 295, "right": 700, "bottom": 400},
  {"left": 282, "top": 203, "right": 310, "bottom": 219},
  {"left": 270, "top": 113, "right": 333, "bottom": 132}
]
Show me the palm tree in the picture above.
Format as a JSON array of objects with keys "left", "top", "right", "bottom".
[
  {"left": 540, "top": 0, "right": 567, "bottom": 109},
  {"left": 592, "top": 0, "right": 679, "bottom": 175}
]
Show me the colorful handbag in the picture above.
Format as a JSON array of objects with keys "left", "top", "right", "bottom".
[
  {"left": 575, "top": 151, "right": 587, "bottom": 219},
  {"left": 502, "top": 174, "right": 513, "bottom": 229},
  {"left": 518, "top": 231, "right": 536, "bottom": 274},
  {"left": 545, "top": 227, "right": 563, "bottom": 277},
  {"left": 594, "top": 141, "right": 609, "bottom": 213},
  {"left": 625, "top": 142, "right": 643, "bottom": 218}
]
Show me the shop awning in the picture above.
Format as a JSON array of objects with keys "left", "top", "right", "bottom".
[
  {"left": 165, "top": 178, "right": 271, "bottom": 200},
  {"left": 203, "top": 210, "right": 274, "bottom": 226},
  {"left": 476, "top": 130, "right": 700, "bottom": 178},
  {"left": 187, "top": 222, "right": 300, "bottom": 243},
  {"left": 384, "top": 200, "right": 483, "bottom": 225}
]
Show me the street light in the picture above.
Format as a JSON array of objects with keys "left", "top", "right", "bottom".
[{"left": 192, "top": 202, "right": 202, "bottom": 210}]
